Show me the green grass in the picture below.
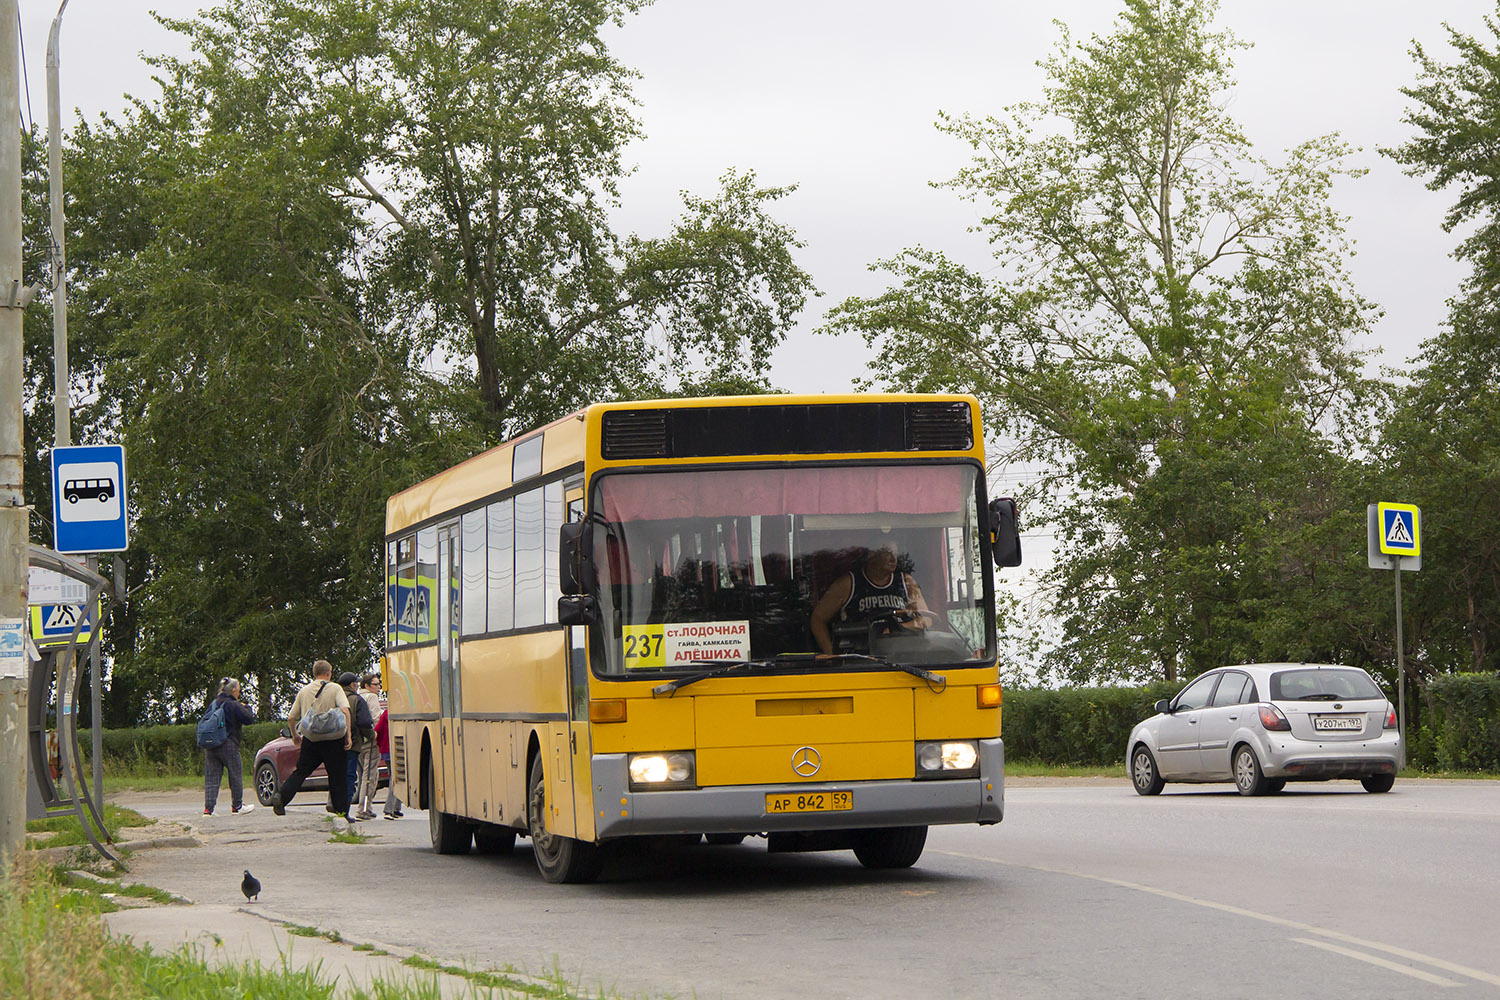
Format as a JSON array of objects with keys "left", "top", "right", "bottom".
[
  {"left": 2, "top": 865, "right": 503, "bottom": 1000},
  {"left": 25, "top": 803, "right": 156, "bottom": 849},
  {"left": 102, "top": 771, "right": 205, "bottom": 792},
  {"left": 330, "top": 829, "right": 374, "bottom": 845}
]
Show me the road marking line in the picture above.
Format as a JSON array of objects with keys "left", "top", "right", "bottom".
[
  {"left": 936, "top": 850, "right": 1500, "bottom": 988},
  {"left": 1291, "top": 938, "right": 1459, "bottom": 987}
]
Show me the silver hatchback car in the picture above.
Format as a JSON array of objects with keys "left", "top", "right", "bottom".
[{"left": 1127, "top": 663, "right": 1401, "bottom": 796}]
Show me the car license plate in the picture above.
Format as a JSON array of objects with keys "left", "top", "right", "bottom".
[
  {"left": 765, "top": 790, "right": 852, "bottom": 813},
  {"left": 1313, "top": 716, "right": 1362, "bottom": 731}
]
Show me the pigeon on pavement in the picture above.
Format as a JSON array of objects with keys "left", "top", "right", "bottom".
[{"left": 241, "top": 869, "right": 261, "bottom": 902}]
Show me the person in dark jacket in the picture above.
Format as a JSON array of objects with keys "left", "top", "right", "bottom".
[
  {"left": 204, "top": 677, "right": 257, "bottom": 815},
  {"left": 339, "top": 672, "right": 375, "bottom": 822}
]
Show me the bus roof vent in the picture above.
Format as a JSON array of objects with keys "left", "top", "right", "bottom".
[
  {"left": 905, "top": 402, "right": 973, "bottom": 451},
  {"left": 601, "top": 410, "right": 669, "bottom": 459}
]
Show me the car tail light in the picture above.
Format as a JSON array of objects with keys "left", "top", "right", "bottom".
[
  {"left": 1258, "top": 704, "right": 1291, "bottom": 731},
  {"left": 1384, "top": 704, "right": 1397, "bottom": 729}
]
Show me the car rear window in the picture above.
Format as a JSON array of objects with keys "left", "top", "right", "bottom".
[{"left": 1270, "top": 669, "right": 1383, "bottom": 701}]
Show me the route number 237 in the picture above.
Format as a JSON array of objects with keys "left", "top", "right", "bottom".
[{"left": 623, "top": 629, "right": 665, "bottom": 668}]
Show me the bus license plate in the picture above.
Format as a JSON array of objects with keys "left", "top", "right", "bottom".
[{"left": 765, "top": 790, "right": 853, "bottom": 814}]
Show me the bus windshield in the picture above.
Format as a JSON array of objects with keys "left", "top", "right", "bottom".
[{"left": 590, "top": 463, "right": 992, "bottom": 675}]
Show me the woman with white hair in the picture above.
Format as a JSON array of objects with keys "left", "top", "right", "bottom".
[{"left": 203, "top": 677, "right": 257, "bottom": 816}]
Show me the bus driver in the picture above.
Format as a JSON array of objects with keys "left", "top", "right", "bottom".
[{"left": 810, "top": 541, "right": 932, "bottom": 655}]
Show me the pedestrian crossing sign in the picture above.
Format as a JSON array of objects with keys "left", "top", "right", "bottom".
[
  {"left": 30, "top": 600, "right": 99, "bottom": 648},
  {"left": 1377, "top": 503, "right": 1420, "bottom": 557}
]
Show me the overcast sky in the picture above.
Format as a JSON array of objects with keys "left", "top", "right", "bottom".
[{"left": 18, "top": 0, "right": 1491, "bottom": 397}]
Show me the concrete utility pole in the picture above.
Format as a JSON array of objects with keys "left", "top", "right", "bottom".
[{"left": 2, "top": 0, "right": 32, "bottom": 870}]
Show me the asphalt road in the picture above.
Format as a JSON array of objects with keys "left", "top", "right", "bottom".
[{"left": 113, "top": 777, "right": 1500, "bottom": 999}]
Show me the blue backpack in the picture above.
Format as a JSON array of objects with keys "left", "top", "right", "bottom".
[{"left": 196, "top": 700, "right": 229, "bottom": 749}]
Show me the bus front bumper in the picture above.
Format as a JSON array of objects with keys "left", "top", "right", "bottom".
[{"left": 592, "top": 738, "right": 1004, "bottom": 838}]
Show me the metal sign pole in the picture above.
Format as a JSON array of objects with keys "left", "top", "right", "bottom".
[{"left": 1393, "top": 558, "right": 1406, "bottom": 770}]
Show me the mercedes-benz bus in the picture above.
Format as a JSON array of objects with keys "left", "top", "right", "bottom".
[{"left": 382, "top": 393, "right": 1020, "bottom": 882}]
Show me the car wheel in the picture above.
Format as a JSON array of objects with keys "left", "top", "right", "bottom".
[
  {"left": 527, "top": 754, "right": 602, "bottom": 883},
  {"left": 1266, "top": 779, "right": 1287, "bottom": 793},
  {"left": 851, "top": 826, "right": 928, "bottom": 869},
  {"left": 1233, "top": 744, "right": 1270, "bottom": 796},
  {"left": 1130, "top": 745, "right": 1166, "bottom": 795},
  {"left": 1361, "top": 774, "right": 1395, "bottom": 793},
  {"left": 426, "top": 753, "right": 472, "bottom": 855},
  {"left": 254, "top": 760, "right": 280, "bottom": 806}
]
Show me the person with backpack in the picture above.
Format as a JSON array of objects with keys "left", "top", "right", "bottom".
[
  {"left": 200, "top": 677, "right": 256, "bottom": 816},
  {"left": 270, "top": 659, "right": 353, "bottom": 819}
]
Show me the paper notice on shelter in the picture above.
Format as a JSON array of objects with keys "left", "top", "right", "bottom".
[{"left": 0, "top": 619, "right": 26, "bottom": 677}]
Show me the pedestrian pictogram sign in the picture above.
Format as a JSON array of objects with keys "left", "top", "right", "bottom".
[
  {"left": 30, "top": 601, "right": 99, "bottom": 648},
  {"left": 1377, "top": 502, "right": 1420, "bottom": 558}
]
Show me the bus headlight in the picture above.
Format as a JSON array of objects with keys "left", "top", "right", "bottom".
[
  {"left": 915, "top": 740, "right": 979, "bottom": 778},
  {"left": 628, "top": 752, "right": 696, "bottom": 789}
]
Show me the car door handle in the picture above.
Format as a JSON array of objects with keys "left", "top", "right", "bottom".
[{"left": 1228, "top": 715, "right": 1238, "bottom": 720}]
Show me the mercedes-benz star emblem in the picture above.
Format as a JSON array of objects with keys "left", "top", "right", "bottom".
[{"left": 792, "top": 746, "right": 821, "bottom": 777}]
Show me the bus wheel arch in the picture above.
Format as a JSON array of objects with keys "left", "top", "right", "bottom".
[
  {"left": 525, "top": 739, "right": 601, "bottom": 883},
  {"left": 427, "top": 742, "right": 472, "bottom": 854},
  {"left": 419, "top": 730, "right": 434, "bottom": 812}
]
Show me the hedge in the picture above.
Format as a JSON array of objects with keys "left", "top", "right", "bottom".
[
  {"left": 76, "top": 675, "right": 1500, "bottom": 776},
  {"left": 1002, "top": 682, "right": 1180, "bottom": 766},
  {"left": 91, "top": 720, "right": 288, "bottom": 776},
  {"left": 1411, "top": 673, "right": 1500, "bottom": 772}
]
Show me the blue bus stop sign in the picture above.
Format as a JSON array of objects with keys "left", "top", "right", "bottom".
[{"left": 51, "top": 444, "right": 129, "bottom": 554}]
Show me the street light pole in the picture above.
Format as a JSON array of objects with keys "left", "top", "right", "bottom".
[
  {"left": 46, "top": 1, "right": 101, "bottom": 804},
  {"left": 2, "top": 0, "right": 33, "bottom": 871},
  {"left": 47, "top": 0, "right": 70, "bottom": 446}
]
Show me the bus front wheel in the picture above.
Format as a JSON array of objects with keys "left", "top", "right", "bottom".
[
  {"left": 851, "top": 826, "right": 927, "bottom": 869},
  {"left": 427, "top": 754, "right": 472, "bottom": 855},
  {"left": 527, "top": 755, "right": 601, "bottom": 883}
]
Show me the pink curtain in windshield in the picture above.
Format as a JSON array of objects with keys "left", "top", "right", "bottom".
[{"left": 599, "top": 466, "right": 965, "bottom": 522}]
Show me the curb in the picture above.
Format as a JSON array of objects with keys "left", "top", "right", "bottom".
[{"left": 234, "top": 906, "right": 561, "bottom": 995}]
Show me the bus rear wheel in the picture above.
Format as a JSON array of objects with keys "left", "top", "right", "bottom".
[
  {"left": 851, "top": 826, "right": 927, "bottom": 869},
  {"left": 527, "top": 754, "right": 601, "bottom": 883},
  {"left": 427, "top": 754, "right": 472, "bottom": 855}
]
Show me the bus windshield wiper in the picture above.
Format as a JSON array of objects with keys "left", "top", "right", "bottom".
[
  {"left": 803, "top": 653, "right": 947, "bottom": 688},
  {"left": 651, "top": 659, "right": 781, "bottom": 696},
  {"left": 651, "top": 653, "right": 948, "bottom": 696}
]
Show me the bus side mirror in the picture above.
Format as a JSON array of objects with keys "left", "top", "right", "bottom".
[
  {"left": 558, "top": 594, "right": 600, "bottom": 627},
  {"left": 989, "top": 498, "right": 1022, "bottom": 568},
  {"left": 558, "top": 521, "right": 596, "bottom": 595}
]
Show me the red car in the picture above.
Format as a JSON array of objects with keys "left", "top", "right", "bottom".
[{"left": 253, "top": 727, "right": 388, "bottom": 807}]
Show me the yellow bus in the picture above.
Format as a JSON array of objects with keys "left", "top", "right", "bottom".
[{"left": 383, "top": 393, "right": 1021, "bottom": 882}]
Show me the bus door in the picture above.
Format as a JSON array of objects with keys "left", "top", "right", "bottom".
[
  {"left": 564, "top": 488, "right": 595, "bottom": 839},
  {"left": 437, "top": 521, "right": 468, "bottom": 818}
]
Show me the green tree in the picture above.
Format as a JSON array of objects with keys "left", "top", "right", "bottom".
[
  {"left": 55, "top": 80, "right": 472, "bottom": 723},
  {"left": 165, "top": 0, "right": 812, "bottom": 437},
  {"left": 825, "top": 0, "right": 1380, "bottom": 683},
  {"left": 1384, "top": 13, "right": 1500, "bottom": 674},
  {"left": 37, "top": 0, "right": 812, "bottom": 722}
]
